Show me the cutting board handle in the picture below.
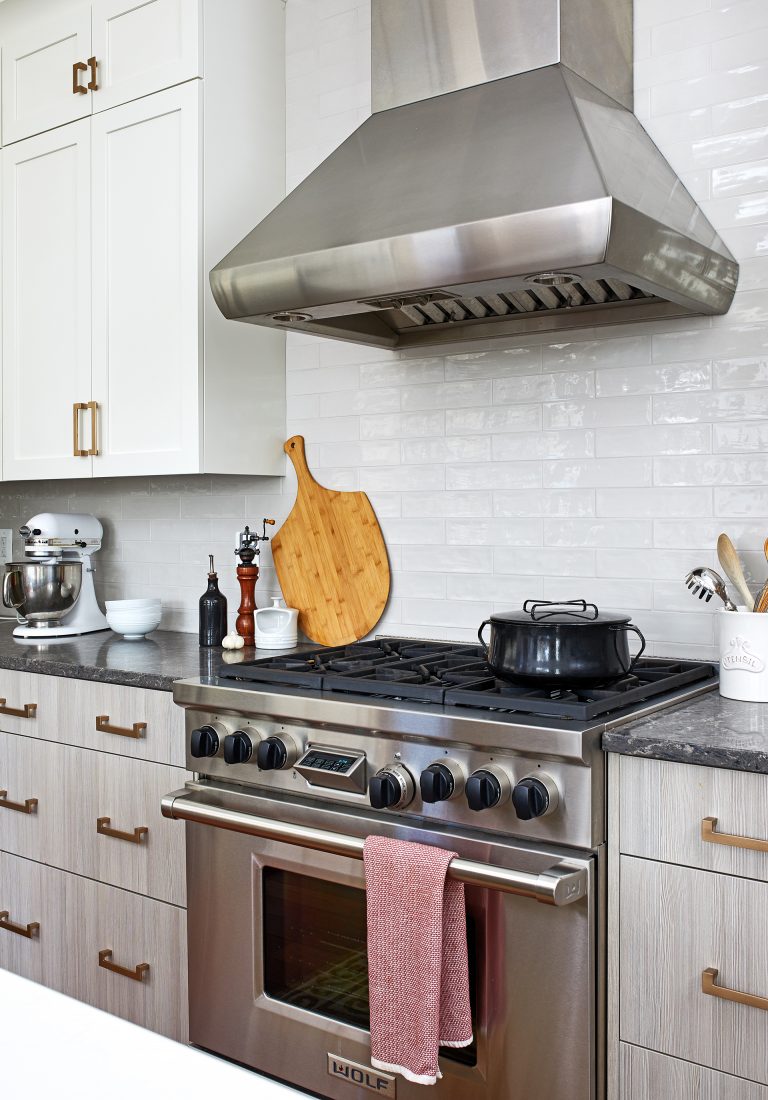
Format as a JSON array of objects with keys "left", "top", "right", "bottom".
[{"left": 284, "top": 435, "right": 315, "bottom": 487}]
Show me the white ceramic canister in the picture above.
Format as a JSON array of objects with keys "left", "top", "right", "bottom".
[
  {"left": 254, "top": 597, "right": 298, "bottom": 649},
  {"left": 718, "top": 609, "right": 768, "bottom": 702}
]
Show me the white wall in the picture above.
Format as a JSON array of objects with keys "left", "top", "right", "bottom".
[{"left": 2, "top": 0, "right": 767, "bottom": 657}]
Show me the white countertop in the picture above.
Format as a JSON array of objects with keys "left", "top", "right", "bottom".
[{"left": 0, "top": 970, "right": 303, "bottom": 1099}]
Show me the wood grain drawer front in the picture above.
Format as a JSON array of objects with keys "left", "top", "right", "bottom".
[
  {"left": 91, "top": 753, "right": 188, "bottom": 905},
  {"left": 55, "top": 679, "right": 183, "bottom": 765},
  {"left": 621, "top": 1044, "right": 768, "bottom": 1100},
  {"left": 0, "top": 670, "right": 52, "bottom": 737},
  {"left": 620, "top": 856, "right": 768, "bottom": 1084},
  {"left": 0, "top": 854, "right": 72, "bottom": 993},
  {"left": 80, "top": 874, "right": 188, "bottom": 1041},
  {"left": 0, "top": 733, "right": 50, "bottom": 862},
  {"left": 619, "top": 756, "right": 768, "bottom": 881}
]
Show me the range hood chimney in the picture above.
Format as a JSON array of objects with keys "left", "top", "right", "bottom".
[{"left": 210, "top": 0, "right": 738, "bottom": 351}]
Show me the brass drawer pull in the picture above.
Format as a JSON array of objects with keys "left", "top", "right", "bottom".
[
  {"left": 97, "top": 817, "right": 148, "bottom": 845},
  {"left": 96, "top": 715, "right": 147, "bottom": 739},
  {"left": 99, "top": 949, "right": 149, "bottom": 983},
  {"left": 0, "top": 791, "right": 38, "bottom": 814},
  {"left": 0, "top": 911, "right": 39, "bottom": 939},
  {"left": 73, "top": 402, "right": 89, "bottom": 457},
  {"left": 702, "top": 816, "right": 768, "bottom": 852},
  {"left": 702, "top": 968, "right": 768, "bottom": 1011},
  {"left": 72, "top": 61, "right": 88, "bottom": 95},
  {"left": 87, "top": 56, "right": 98, "bottom": 92},
  {"left": 0, "top": 699, "right": 37, "bottom": 719},
  {"left": 87, "top": 400, "right": 99, "bottom": 456}
]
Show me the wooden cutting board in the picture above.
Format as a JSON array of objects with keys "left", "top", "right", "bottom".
[{"left": 271, "top": 436, "right": 390, "bottom": 646}]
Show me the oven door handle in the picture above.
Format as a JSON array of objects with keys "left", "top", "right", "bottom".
[{"left": 161, "top": 788, "right": 589, "bottom": 907}]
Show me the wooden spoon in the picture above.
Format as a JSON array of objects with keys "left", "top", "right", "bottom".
[
  {"left": 755, "top": 582, "right": 768, "bottom": 614},
  {"left": 717, "top": 533, "right": 753, "bottom": 609}
]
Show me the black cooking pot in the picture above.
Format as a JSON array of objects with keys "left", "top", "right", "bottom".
[{"left": 478, "top": 599, "right": 646, "bottom": 688}]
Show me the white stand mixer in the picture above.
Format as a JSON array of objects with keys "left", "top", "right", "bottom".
[{"left": 4, "top": 513, "right": 109, "bottom": 638}]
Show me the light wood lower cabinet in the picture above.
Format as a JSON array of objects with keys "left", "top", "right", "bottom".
[
  {"left": 0, "top": 851, "right": 187, "bottom": 1041},
  {"left": 621, "top": 1045, "right": 768, "bottom": 1099}
]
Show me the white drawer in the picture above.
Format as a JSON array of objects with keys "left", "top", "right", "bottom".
[
  {"left": 0, "top": 852, "right": 187, "bottom": 1041},
  {"left": 619, "top": 756, "right": 768, "bottom": 882},
  {"left": 621, "top": 1043, "right": 768, "bottom": 1100},
  {"left": 0, "top": 733, "right": 187, "bottom": 905},
  {"left": 620, "top": 856, "right": 768, "bottom": 1084}
]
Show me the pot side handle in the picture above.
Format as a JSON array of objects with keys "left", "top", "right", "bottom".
[
  {"left": 478, "top": 619, "right": 491, "bottom": 658},
  {"left": 626, "top": 624, "right": 647, "bottom": 673}
]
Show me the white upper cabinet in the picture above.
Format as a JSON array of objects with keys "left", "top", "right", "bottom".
[
  {"left": 2, "top": 120, "right": 93, "bottom": 480},
  {"left": 91, "top": 83, "right": 201, "bottom": 476},
  {"left": 91, "top": 0, "right": 201, "bottom": 114},
  {"left": 1, "top": 7, "right": 92, "bottom": 145}
]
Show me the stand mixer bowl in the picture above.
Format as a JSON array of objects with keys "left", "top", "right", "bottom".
[{"left": 3, "top": 560, "right": 83, "bottom": 624}]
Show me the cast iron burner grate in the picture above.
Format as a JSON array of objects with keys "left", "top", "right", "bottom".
[{"left": 219, "top": 638, "right": 717, "bottom": 721}]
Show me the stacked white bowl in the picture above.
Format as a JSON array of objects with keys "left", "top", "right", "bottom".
[{"left": 105, "top": 598, "right": 162, "bottom": 640}]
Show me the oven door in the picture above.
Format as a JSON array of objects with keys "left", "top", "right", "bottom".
[{"left": 169, "top": 783, "right": 599, "bottom": 1100}]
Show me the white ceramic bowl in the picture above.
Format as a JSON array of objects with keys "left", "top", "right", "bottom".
[
  {"left": 106, "top": 608, "right": 161, "bottom": 640},
  {"left": 105, "top": 598, "right": 161, "bottom": 611}
]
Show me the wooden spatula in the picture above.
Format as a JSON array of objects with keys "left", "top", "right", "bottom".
[{"left": 717, "top": 533, "right": 753, "bottom": 609}]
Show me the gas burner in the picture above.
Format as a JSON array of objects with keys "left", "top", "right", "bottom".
[{"left": 219, "top": 640, "right": 717, "bottom": 723}]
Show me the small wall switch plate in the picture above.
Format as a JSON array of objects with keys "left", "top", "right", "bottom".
[{"left": 0, "top": 529, "right": 12, "bottom": 565}]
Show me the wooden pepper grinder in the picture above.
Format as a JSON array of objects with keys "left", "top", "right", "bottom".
[{"left": 235, "top": 519, "right": 276, "bottom": 645}]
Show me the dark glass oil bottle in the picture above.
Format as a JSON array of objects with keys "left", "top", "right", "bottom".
[{"left": 199, "top": 555, "right": 228, "bottom": 647}]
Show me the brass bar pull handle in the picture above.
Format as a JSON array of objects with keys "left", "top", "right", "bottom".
[
  {"left": 73, "top": 402, "right": 88, "bottom": 457},
  {"left": 702, "top": 817, "right": 768, "bottom": 853},
  {"left": 0, "top": 699, "right": 37, "bottom": 719},
  {"left": 72, "top": 61, "right": 88, "bottom": 94},
  {"left": 96, "top": 715, "right": 147, "bottom": 739},
  {"left": 702, "top": 968, "right": 768, "bottom": 1012},
  {"left": 87, "top": 56, "right": 98, "bottom": 91},
  {"left": 97, "top": 817, "right": 148, "bottom": 845},
  {"left": 99, "top": 949, "right": 149, "bottom": 983},
  {"left": 0, "top": 790, "right": 38, "bottom": 814},
  {"left": 0, "top": 911, "right": 39, "bottom": 939},
  {"left": 87, "top": 401, "right": 99, "bottom": 456}
]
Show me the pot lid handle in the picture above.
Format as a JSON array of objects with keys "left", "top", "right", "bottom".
[{"left": 523, "top": 599, "right": 599, "bottom": 622}]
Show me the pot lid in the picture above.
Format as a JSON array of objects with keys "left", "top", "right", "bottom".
[{"left": 491, "top": 600, "right": 632, "bottom": 626}]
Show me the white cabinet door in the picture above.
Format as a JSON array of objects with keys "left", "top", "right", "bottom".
[
  {"left": 91, "top": 0, "right": 201, "bottom": 113},
  {"left": 2, "top": 121, "right": 93, "bottom": 480},
  {"left": 91, "top": 82, "right": 200, "bottom": 476},
  {"left": 1, "top": 7, "right": 92, "bottom": 145}
]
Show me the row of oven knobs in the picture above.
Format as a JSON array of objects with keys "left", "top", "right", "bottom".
[{"left": 191, "top": 726, "right": 557, "bottom": 820}]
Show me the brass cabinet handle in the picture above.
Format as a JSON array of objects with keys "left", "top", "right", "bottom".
[
  {"left": 0, "top": 911, "right": 39, "bottom": 939},
  {"left": 96, "top": 715, "right": 147, "bottom": 739},
  {"left": 0, "top": 790, "right": 38, "bottom": 814},
  {"left": 72, "top": 61, "right": 88, "bottom": 94},
  {"left": 99, "top": 949, "right": 149, "bottom": 983},
  {"left": 0, "top": 699, "right": 37, "bottom": 719},
  {"left": 87, "top": 56, "right": 98, "bottom": 91},
  {"left": 702, "top": 817, "right": 768, "bottom": 853},
  {"left": 702, "top": 968, "right": 768, "bottom": 1012},
  {"left": 87, "top": 400, "right": 99, "bottom": 456},
  {"left": 73, "top": 402, "right": 89, "bottom": 457},
  {"left": 97, "top": 817, "right": 148, "bottom": 845}
]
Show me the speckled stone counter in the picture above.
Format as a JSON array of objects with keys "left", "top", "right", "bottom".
[
  {"left": 603, "top": 690, "right": 768, "bottom": 773},
  {"left": 0, "top": 620, "right": 233, "bottom": 691}
]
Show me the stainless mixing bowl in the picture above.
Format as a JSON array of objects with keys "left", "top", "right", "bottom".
[{"left": 2, "top": 560, "right": 83, "bottom": 623}]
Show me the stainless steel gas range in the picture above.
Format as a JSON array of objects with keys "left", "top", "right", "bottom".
[{"left": 162, "top": 639, "right": 717, "bottom": 1100}]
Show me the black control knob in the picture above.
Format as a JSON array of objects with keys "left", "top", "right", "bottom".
[
  {"left": 369, "top": 772, "right": 402, "bottom": 810},
  {"left": 257, "top": 736, "right": 288, "bottom": 771},
  {"left": 512, "top": 777, "right": 555, "bottom": 820},
  {"left": 223, "top": 731, "right": 253, "bottom": 765},
  {"left": 420, "top": 763, "right": 455, "bottom": 804},
  {"left": 466, "top": 770, "right": 503, "bottom": 812},
  {"left": 190, "top": 725, "right": 220, "bottom": 758}
]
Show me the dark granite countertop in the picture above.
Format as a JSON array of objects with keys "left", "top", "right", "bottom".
[
  {"left": 0, "top": 620, "right": 256, "bottom": 692},
  {"left": 603, "top": 690, "right": 768, "bottom": 773}
]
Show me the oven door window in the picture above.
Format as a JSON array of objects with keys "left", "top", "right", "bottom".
[{"left": 262, "top": 867, "right": 477, "bottom": 1066}]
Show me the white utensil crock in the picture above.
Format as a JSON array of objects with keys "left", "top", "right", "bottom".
[
  {"left": 254, "top": 597, "right": 298, "bottom": 649},
  {"left": 718, "top": 609, "right": 768, "bottom": 702}
]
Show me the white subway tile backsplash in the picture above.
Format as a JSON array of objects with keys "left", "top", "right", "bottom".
[{"left": 0, "top": 0, "right": 761, "bottom": 660}]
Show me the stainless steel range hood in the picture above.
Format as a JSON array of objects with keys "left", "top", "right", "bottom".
[{"left": 210, "top": 0, "right": 738, "bottom": 351}]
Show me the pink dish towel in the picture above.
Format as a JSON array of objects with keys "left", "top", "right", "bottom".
[{"left": 363, "top": 836, "right": 473, "bottom": 1086}]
